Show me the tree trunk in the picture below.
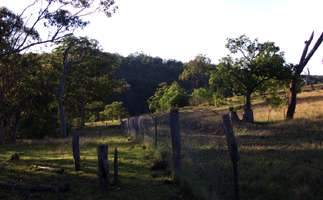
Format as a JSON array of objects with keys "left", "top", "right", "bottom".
[
  {"left": 242, "top": 92, "right": 254, "bottom": 123},
  {"left": 286, "top": 78, "right": 297, "bottom": 119},
  {"left": 286, "top": 32, "right": 323, "bottom": 119},
  {"left": 79, "top": 102, "right": 85, "bottom": 129},
  {"left": 58, "top": 47, "right": 71, "bottom": 137},
  {"left": 58, "top": 99, "right": 67, "bottom": 137},
  {"left": 0, "top": 121, "right": 5, "bottom": 144},
  {"left": 9, "top": 114, "right": 19, "bottom": 144}
]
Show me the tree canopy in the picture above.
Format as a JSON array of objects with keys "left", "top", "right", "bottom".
[{"left": 214, "top": 35, "right": 289, "bottom": 122}]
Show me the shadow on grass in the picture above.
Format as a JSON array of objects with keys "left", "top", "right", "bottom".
[
  {"left": 0, "top": 152, "right": 178, "bottom": 200},
  {"left": 180, "top": 140, "right": 323, "bottom": 200}
]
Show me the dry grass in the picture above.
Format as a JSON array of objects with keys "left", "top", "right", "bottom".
[
  {"left": 169, "top": 88, "right": 323, "bottom": 200},
  {"left": 253, "top": 89, "right": 323, "bottom": 122}
]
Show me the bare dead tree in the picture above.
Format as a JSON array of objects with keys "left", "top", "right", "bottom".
[{"left": 286, "top": 31, "right": 323, "bottom": 119}]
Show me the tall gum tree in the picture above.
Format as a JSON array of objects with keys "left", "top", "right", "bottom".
[{"left": 0, "top": 0, "right": 117, "bottom": 142}]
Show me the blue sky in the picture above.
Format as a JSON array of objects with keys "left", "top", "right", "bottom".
[{"left": 2, "top": 0, "right": 323, "bottom": 74}]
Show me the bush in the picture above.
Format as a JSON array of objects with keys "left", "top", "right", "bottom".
[
  {"left": 100, "top": 101, "right": 129, "bottom": 121},
  {"left": 148, "top": 82, "right": 188, "bottom": 112},
  {"left": 190, "top": 88, "right": 213, "bottom": 106},
  {"left": 212, "top": 93, "right": 227, "bottom": 107}
]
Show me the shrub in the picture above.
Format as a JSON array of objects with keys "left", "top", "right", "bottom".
[
  {"left": 190, "top": 88, "right": 213, "bottom": 106},
  {"left": 148, "top": 82, "right": 188, "bottom": 112}
]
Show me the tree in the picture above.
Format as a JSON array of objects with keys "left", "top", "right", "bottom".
[
  {"left": 179, "top": 55, "right": 213, "bottom": 90},
  {"left": 190, "top": 88, "right": 213, "bottom": 106},
  {"left": 286, "top": 31, "right": 323, "bottom": 119},
  {"left": 86, "top": 101, "right": 105, "bottom": 122},
  {"left": 216, "top": 35, "right": 288, "bottom": 122},
  {"left": 52, "top": 36, "right": 123, "bottom": 133},
  {"left": 0, "top": 0, "right": 117, "bottom": 142},
  {"left": 263, "top": 80, "right": 289, "bottom": 121},
  {"left": 0, "top": 0, "right": 117, "bottom": 58},
  {"left": 0, "top": 53, "right": 46, "bottom": 142},
  {"left": 117, "top": 53, "right": 183, "bottom": 115},
  {"left": 100, "top": 101, "right": 129, "bottom": 123},
  {"left": 148, "top": 82, "right": 188, "bottom": 112}
]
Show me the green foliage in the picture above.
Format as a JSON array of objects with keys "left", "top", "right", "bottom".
[
  {"left": 180, "top": 55, "right": 213, "bottom": 90},
  {"left": 209, "top": 69, "right": 233, "bottom": 97},
  {"left": 263, "top": 80, "right": 289, "bottom": 109},
  {"left": 100, "top": 101, "right": 129, "bottom": 121},
  {"left": 117, "top": 53, "right": 183, "bottom": 115},
  {"left": 217, "top": 35, "right": 288, "bottom": 96},
  {"left": 148, "top": 82, "right": 188, "bottom": 112},
  {"left": 190, "top": 88, "right": 213, "bottom": 106},
  {"left": 0, "top": 1, "right": 116, "bottom": 57},
  {"left": 53, "top": 36, "right": 125, "bottom": 125},
  {"left": 212, "top": 93, "right": 228, "bottom": 107},
  {"left": 213, "top": 35, "right": 291, "bottom": 122}
]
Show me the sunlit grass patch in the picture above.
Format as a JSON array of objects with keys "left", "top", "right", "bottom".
[{"left": 0, "top": 132, "right": 180, "bottom": 200}]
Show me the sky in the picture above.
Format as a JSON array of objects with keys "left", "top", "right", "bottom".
[{"left": 1, "top": 0, "right": 323, "bottom": 74}]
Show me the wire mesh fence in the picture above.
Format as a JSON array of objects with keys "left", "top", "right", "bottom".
[{"left": 126, "top": 108, "right": 239, "bottom": 200}]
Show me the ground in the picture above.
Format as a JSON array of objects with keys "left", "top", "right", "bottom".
[
  {"left": 0, "top": 131, "right": 181, "bottom": 200},
  {"left": 1, "top": 88, "right": 323, "bottom": 200},
  {"left": 175, "top": 89, "right": 323, "bottom": 200}
]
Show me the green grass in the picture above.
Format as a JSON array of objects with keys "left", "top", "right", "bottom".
[
  {"left": 85, "top": 120, "right": 121, "bottom": 127},
  {"left": 0, "top": 132, "right": 180, "bottom": 200},
  {"left": 2, "top": 88, "right": 323, "bottom": 200}
]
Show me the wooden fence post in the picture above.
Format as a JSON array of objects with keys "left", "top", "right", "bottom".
[
  {"left": 222, "top": 114, "right": 240, "bottom": 200},
  {"left": 170, "top": 107, "right": 181, "bottom": 181},
  {"left": 97, "top": 144, "right": 109, "bottom": 190},
  {"left": 113, "top": 147, "right": 119, "bottom": 185},
  {"left": 72, "top": 131, "right": 80, "bottom": 171}
]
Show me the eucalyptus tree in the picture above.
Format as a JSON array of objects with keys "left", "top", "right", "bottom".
[
  {"left": 52, "top": 36, "right": 123, "bottom": 134},
  {"left": 0, "top": 0, "right": 117, "bottom": 141},
  {"left": 0, "top": 0, "right": 117, "bottom": 58},
  {"left": 215, "top": 35, "right": 288, "bottom": 122}
]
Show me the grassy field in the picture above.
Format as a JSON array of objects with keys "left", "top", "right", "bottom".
[
  {"left": 1, "top": 89, "right": 323, "bottom": 200},
  {"left": 169, "top": 89, "right": 323, "bottom": 200},
  {"left": 0, "top": 131, "right": 181, "bottom": 200}
]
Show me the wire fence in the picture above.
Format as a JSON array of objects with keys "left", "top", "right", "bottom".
[{"left": 125, "top": 108, "right": 239, "bottom": 200}]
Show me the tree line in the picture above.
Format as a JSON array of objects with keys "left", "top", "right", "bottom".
[
  {"left": 148, "top": 33, "right": 323, "bottom": 123},
  {"left": 1, "top": 1, "right": 322, "bottom": 143}
]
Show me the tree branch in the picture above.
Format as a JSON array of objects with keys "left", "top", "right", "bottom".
[
  {"left": 298, "top": 31, "right": 314, "bottom": 67},
  {"left": 303, "top": 32, "right": 323, "bottom": 67},
  {"left": 15, "top": 1, "right": 52, "bottom": 51}
]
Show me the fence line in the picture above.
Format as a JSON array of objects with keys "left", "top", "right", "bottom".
[{"left": 125, "top": 108, "right": 240, "bottom": 200}]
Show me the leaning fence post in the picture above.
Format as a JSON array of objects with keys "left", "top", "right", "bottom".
[
  {"left": 222, "top": 114, "right": 240, "bottom": 200},
  {"left": 72, "top": 131, "right": 80, "bottom": 171},
  {"left": 170, "top": 107, "right": 181, "bottom": 181},
  {"left": 97, "top": 144, "right": 109, "bottom": 190},
  {"left": 113, "top": 147, "right": 119, "bottom": 185}
]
